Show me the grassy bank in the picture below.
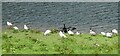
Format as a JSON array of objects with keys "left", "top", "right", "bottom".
[{"left": 2, "top": 29, "right": 118, "bottom": 54}]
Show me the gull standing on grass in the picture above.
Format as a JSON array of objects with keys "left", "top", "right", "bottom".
[
  {"left": 59, "top": 31, "right": 67, "bottom": 38},
  {"left": 44, "top": 30, "right": 51, "bottom": 36},
  {"left": 106, "top": 32, "right": 112, "bottom": 38},
  {"left": 112, "top": 29, "right": 118, "bottom": 34},
  {"left": 76, "top": 32, "right": 80, "bottom": 35},
  {"left": 13, "top": 26, "right": 19, "bottom": 30},
  {"left": 7, "top": 21, "right": 13, "bottom": 26},
  {"left": 24, "top": 25, "right": 28, "bottom": 30},
  {"left": 101, "top": 32, "right": 106, "bottom": 36},
  {"left": 89, "top": 28, "right": 96, "bottom": 36},
  {"left": 68, "top": 30, "right": 74, "bottom": 35},
  {"left": 7, "top": 21, "right": 13, "bottom": 29}
]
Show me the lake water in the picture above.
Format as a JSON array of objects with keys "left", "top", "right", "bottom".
[{"left": 2, "top": 2, "right": 118, "bottom": 33}]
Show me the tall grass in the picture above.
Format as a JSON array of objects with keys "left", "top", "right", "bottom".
[{"left": 2, "top": 29, "right": 118, "bottom": 54}]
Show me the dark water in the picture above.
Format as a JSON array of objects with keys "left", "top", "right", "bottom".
[{"left": 2, "top": 2, "right": 118, "bottom": 33}]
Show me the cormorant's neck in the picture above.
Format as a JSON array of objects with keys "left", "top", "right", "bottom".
[{"left": 64, "top": 24, "right": 65, "bottom": 28}]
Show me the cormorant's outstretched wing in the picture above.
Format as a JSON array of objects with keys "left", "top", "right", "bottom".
[{"left": 71, "top": 27, "right": 76, "bottom": 30}]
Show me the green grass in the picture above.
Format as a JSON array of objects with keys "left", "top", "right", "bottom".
[
  {"left": 2, "top": 29, "right": 118, "bottom": 54},
  {"left": 0, "top": 30, "right": 2, "bottom": 55}
]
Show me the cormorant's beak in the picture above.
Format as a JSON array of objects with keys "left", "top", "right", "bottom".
[{"left": 90, "top": 28, "right": 92, "bottom": 30}]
